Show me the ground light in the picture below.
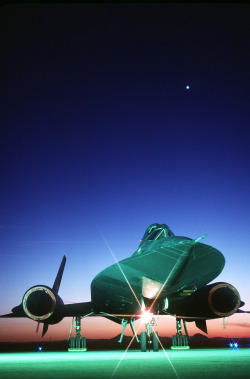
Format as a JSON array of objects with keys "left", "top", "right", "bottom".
[{"left": 227, "top": 338, "right": 240, "bottom": 350}]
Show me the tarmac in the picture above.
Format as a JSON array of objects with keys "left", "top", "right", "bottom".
[{"left": 1, "top": 348, "right": 250, "bottom": 379}]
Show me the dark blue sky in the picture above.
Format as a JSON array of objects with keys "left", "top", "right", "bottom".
[{"left": 0, "top": 3, "right": 250, "bottom": 341}]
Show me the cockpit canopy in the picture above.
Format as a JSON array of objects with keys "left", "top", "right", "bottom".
[{"left": 140, "top": 223, "right": 175, "bottom": 244}]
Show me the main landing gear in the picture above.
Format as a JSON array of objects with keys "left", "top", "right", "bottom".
[
  {"left": 171, "top": 318, "right": 190, "bottom": 349},
  {"left": 140, "top": 316, "right": 159, "bottom": 352},
  {"left": 68, "top": 316, "right": 87, "bottom": 351}
]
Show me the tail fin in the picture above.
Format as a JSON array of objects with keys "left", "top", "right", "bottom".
[
  {"left": 195, "top": 319, "right": 208, "bottom": 334},
  {"left": 43, "top": 255, "right": 66, "bottom": 336},
  {"left": 42, "top": 323, "right": 49, "bottom": 337},
  {"left": 52, "top": 255, "right": 66, "bottom": 294}
]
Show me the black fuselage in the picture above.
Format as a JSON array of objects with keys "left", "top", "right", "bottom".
[{"left": 91, "top": 236, "right": 225, "bottom": 317}]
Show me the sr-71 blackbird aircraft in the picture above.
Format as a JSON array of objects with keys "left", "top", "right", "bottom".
[{"left": 0, "top": 223, "right": 246, "bottom": 351}]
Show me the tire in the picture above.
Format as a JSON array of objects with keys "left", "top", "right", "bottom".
[
  {"left": 69, "top": 338, "right": 74, "bottom": 349},
  {"left": 82, "top": 337, "right": 86, "bottom": 349},
  {"left": 140, "top": 332, "right": 147, "bottom": 352},
  {"left": 177, "top": 335, "right": 182, "bottom": 346},
  {"left": 153, "top": 331, "right": 159, "bottom": 352},
  {"left": 172, "top": 335, "right": 176, "bottom": 347},
  {"left": 182, "top": 335, "right": 188, "bottom": 347}
]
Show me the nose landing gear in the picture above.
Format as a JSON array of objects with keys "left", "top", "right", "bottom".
[{"left": 140, "top": 316, "right": 159, "bottom": 352}]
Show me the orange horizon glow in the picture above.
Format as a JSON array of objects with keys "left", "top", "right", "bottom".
[{"left": 0, "top": 313, "right": 249, "bottom": 343}]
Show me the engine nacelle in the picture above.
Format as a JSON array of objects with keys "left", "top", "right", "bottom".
[
  {"left": 167, "top": 282, "right": 241, "bottom": 319},
  {"left": 207, "top": 282, "right": 241, "bottom": 317},
  {"left": 22, "top": 285, "right": 64, "bottom": 324}
]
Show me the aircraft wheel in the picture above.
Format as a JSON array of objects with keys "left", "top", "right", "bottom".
[
  {"left": 82, "top": 337, "right": 86, "bottom": 349},
  {"left": 182, "top": 335, "right": 188, "bottom": 346},
  {"left": 140, "top": 332, "right": 147, "bottom": 352},
  {"left": 69, "top": 337, "right": 74, "bottom": 349},
  {"left": 177, "top": 335, "right": 182, "bottom": 346},
  {"left": 172, "top": 335, "right": 177, "bottom": 347},
  {"left": 153, "top": 331, "right": 159, "bottom": 352}
]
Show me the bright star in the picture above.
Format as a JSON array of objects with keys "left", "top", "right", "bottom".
[{"left": 186, "top": 85, "right": 190, "bottom": 90}]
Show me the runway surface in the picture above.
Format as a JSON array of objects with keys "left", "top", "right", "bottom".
[{"left": 1, "top": 348, "right": 250, "bottom": 379}]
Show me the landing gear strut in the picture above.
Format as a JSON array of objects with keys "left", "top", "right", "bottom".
[
  {"left": 171, "top": 318, "right": 190, "bottom": 349},
  {"left": 68, "top": 316, "right": 87, "bottom": 351},
  {"left": 140, "top": 316, "right": 159, "bottom": 352},
  {"left": 118, "top": 317, "right": 140, "bottom": 343}
]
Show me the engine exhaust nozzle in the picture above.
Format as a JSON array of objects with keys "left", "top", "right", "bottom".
[
  {"left": 22, "top": 286, "right": 56, "bottom": 321},
  {"left": 208, "top": 283, "right": 241, "bottom": 317}
]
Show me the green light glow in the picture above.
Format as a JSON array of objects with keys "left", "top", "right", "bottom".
[
  {"left": 1, "top": 350, "right": 250, "bottom": 379},
  {"left": 152, "top": 326, "right": 180, "bottom": 379}
]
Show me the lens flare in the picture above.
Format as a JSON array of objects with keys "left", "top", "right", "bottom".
[
  {"left": 152, "top": 326, "right": 180, "bottom": 379},
  {"left": 99, "top": 228, "right": 179, "bottom": 379},
  {"left": 227, "top": 338, "right": 240, "bottom": 349},
  {"left": 111, "top": 317, "right": 146, "bottom": 377},
  {"left": 140, "top": 309, "right": 154, "bottom": 324}
]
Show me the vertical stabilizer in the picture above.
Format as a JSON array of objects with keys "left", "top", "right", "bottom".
[
  {"left": 195, "top": 319, "right": 208, "bottom": 334},
  {"left": 52, "top": 255, "right": 66, "bottom": 294}
]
